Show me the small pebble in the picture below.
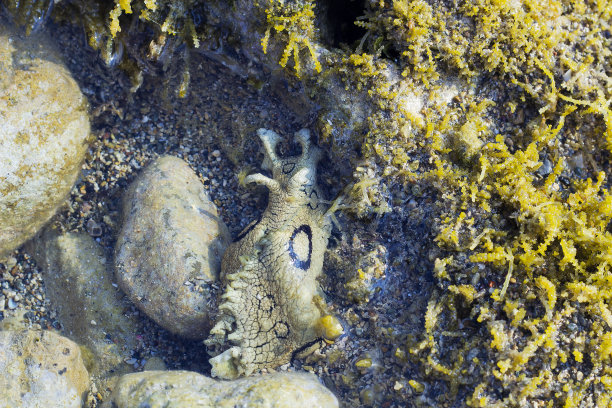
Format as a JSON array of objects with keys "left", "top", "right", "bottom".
[
  {"left": 4, "top": 257, "right": 17, "bottom": 269},
  {"left": 87, "top": 219, "right": 103, "bottom": 237}
]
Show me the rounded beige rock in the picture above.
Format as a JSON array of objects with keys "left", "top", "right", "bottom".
[
  {"left": 0, "top": 329, "right": 90, "bottom": 408},
  {"left": 0, "top": 23, "right": 91, "bottom": 259},
  {"left": 105, "top": 370, "right": 339, "bottom": 408},
  {"left": 115, "top": 155, "right": 230, "bottom": 339}
]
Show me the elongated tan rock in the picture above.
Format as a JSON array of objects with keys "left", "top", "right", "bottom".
[
  {"left": 29, "top": 229, "right": 139, "bottom": 399},
  {"left": 106, "top": 370, "right": 339, "bottom": 408},
  {"left": 115, "top": 156, "right": 230, "bottom": 339}
]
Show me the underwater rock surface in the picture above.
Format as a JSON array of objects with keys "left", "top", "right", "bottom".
[
  {"left": 29, "top": 229, "right": 138, "bottom": 398},
  {"left": 115, "top": 155, "right": 230, "bottom": 339},
  {"left": 0, "top": 22, "right": 90, "bottom": 260},
  {"left": 105, "top": 370, "right": 339, "bottom": 408},
  {"left": 0, "top": 329, "right": 90, "bottom": 408}
]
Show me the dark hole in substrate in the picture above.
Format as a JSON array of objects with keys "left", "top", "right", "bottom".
[{"left": 316, "top": 0, "right": 368, "bottom": 49}]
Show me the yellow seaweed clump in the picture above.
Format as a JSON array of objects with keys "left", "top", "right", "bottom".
[
  {"left": 359, "top": 0, "right": 610, "bottom": 97},
  {"left": 260, "top": 0, "right": 322, "bottom": 77},
  {"left": 415, "top": 97, "right": 612, "bottom": 405},
  {"left": 329, "top": 1, "right": 612, "bottom": 405}
]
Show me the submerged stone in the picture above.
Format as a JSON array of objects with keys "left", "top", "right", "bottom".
[
  {"left": 29, "top": 229, "right": 139, "bottom": 399},
  {"left": 106, "top": 370, "right": 339, "bottom": 408},
  {"left": 0, "top": 21, "right": 90, "bottom": 260},
  {"left": 0, "top": 329, "right": 90, "bottom": 408},
  {"left": 115, "top": 155, "right": 230, "bottom": 339}
]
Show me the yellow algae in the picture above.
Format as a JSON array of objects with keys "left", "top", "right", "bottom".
[
  {"left": 535, "top": 276, "right": 556, "bottom": 320},
  {"left": 408, "top": 379, "right": 424, "bottom": 393},
  {"left": 316, "top": 315, "right": 344, "bottom": 341},
  {"left": 448, "top": 284, "right": 478, "bottom": 304},
  {"left": 118, "top": 0, "right": 132, "bottom": 13},
  {"left": 433, "top": 257, "right": 452, "bottom": 280},
  {"left": 144, "top": 0, "right": 157, "bottom": 11},
  {"left": 402, "top": 22, "right": 612, "bottom": 398},
  {"left": 261, "top": 1, "right": 321, "bottom": 77},
  {"left": 489, "top": 321, "right": 508, "bottom": 352},
  {"left": 109, "top": 3, "right": 123, "bottom": 37},
  {"left": 355, "top": 358, "right": 372, "bottom": 369}
]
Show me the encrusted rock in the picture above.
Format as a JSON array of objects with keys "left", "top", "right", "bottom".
[
  {"left": 29, "top": 229, "right": 139, "bottom": 398},
  {"left": 0, "top": 329, "right": 90, "bottom": 408},
  {"left": 115, "top": 155, "right": 231, "bottom": 339},
  {"left": 206, "top": 129, "right": 332, "bottom": 379},
  {"left": 105, "top": 370, "right": 339, "bottom": 408},
  {"left": 0, "top": 22, "right": 91, "bottom": 260}
]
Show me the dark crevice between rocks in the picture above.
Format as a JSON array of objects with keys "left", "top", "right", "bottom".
[{"left": 316, "top": 0, "right": 368, "bottom": 50}]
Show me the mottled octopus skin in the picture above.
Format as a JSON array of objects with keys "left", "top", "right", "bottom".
[{"left": 205, "top": 128, "right": 331, "bottom": 379}]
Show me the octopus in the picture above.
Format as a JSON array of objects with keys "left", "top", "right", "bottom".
[{"left": 205, "top": 128, "right": 333, "bottom": 379}]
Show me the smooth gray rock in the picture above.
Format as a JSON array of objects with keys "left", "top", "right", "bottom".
[{"left": 115, "top": 156, "right": 230, "bottom": 339}]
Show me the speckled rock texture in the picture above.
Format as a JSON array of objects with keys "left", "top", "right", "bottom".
[
  {"left": 105, "top": 370, "right": 339, "bottom": 408},
  {"left": 29, "top": 229, "right": 138, "bottom": 398},
  {"left": 206, "top": 129, "right": 332, "bottom": 379},
  {"left": 0, "top": 22, "right": 90, "bottom": 260},
  {"left": 115, "top": 155, "right": 231, "bottom": 339},
  {"left": 0, "top": 329, "right": 90, "bottom": 408}
]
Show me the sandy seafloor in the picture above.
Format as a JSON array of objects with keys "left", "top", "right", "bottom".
[{"left": 0, "top": 11, "right": 438, "bottom": 407}]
